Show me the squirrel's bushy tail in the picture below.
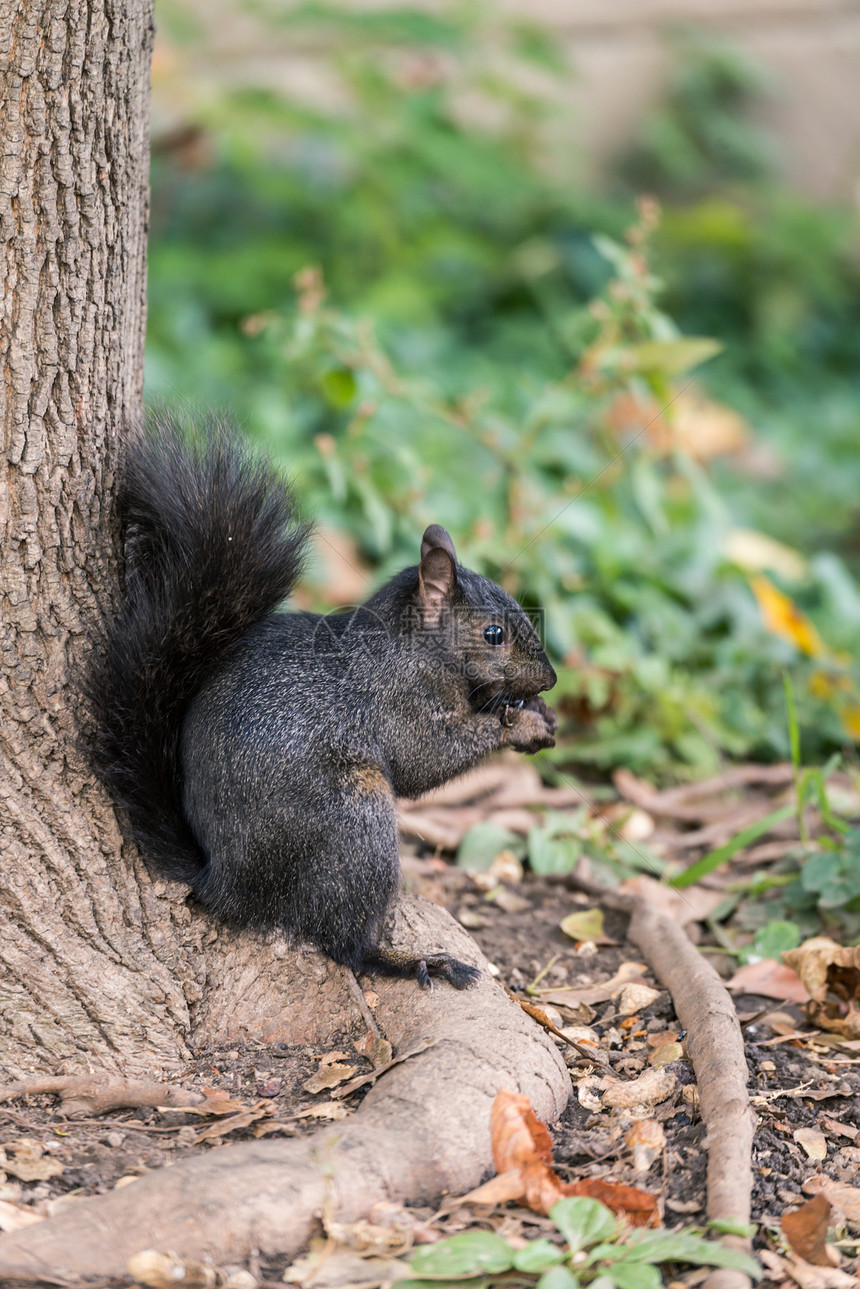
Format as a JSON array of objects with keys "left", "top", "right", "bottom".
[{"left": 85, "top": 411, "right": 311, "bottom": 882}]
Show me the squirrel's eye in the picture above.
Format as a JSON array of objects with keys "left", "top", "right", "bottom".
[{"left": 483, "top": 624, "right": 505, "bottom": 646}]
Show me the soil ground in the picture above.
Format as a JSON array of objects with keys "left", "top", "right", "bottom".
[{"left": 2, "top": 759, "right": 859, "bottom": 1286}]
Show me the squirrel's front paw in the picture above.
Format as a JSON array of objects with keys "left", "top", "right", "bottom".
[{"left": 501, "top": 695, "right": 557, "bottom": 753}]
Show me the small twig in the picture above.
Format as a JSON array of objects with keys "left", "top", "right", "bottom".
[
  {"left": 510, "top": 992, "right": 625, "bottom": 1073},
  {"left": 526, "top": 954, "right": 561, "bottom": 993},
  {"left": 344, "top": 966, "right": 382, "bottom": 1038}
]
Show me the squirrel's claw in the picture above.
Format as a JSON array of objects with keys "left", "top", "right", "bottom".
[{"left": 417, "top": 954, "right": 481, "bottom": 990}]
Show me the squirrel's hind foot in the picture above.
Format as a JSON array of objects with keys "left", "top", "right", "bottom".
[
  {"left": 415, "top": 954, "right": 482, "bottom": 990},
  {"left": 362, "top": 947, "right": 481, "bottom": 990}
]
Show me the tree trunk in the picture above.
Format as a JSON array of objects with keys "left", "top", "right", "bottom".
[{"left": 0, "top": 0, "right": 193, "bottom": 1075}]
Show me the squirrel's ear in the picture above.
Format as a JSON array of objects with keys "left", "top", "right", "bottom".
[
  {"left": 421, "top": 524, "right": 457, "bottom": 565},
  {"left": 418, "top": 529, "right": 457, "bottom": 622}
]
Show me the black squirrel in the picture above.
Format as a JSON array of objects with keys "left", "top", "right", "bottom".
[{"left": 86, "top": 412, "right": 558, "bottom": 988}]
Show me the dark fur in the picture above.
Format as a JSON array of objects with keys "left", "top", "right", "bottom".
[{"left": 86, "top": 414, "right": 557, "bottom": 988}]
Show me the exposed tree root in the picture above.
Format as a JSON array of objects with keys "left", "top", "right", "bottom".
[
  {"left": 0, "top": 1077, "right": 204, "bottom": 1118},
  {"left": 625, "top": 895, "right": 756, "bottom": 1289},
  {"left": 0, "top": 897, "right": 569, "bottom": 1282}
]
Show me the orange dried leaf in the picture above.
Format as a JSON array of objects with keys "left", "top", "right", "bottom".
[
  {"left": 781, "top": 1194, "right": 834, "bottom": 1267},
  {"left": 750, "top": 575, "right": 826, "bottom": 658},
  {"left": 726, "top": 959, "right": 809, "bottom": 1003},
  {"left": 479, "top": 1090, "right": 659, "bottom": 1225},
  {"left": 468, "top": 1091, "right": 554, "bottom": 1210},
  {"left": 460, "top": 1169, "right": 528, "bottom": 1207},
  {"left": 491, "top": 1088, "right": 554, "bottom": 1171},
  {"left": 803, "top": 1175, "right": 860, "bottom": 1223},
  {"left": 563, "top": 1177, "right": 660, "bottom": 1227},
  {"left": 163, "top": 1086, "right": 250, "bottom": 1117}
]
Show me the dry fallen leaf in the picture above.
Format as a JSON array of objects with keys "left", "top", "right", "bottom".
[
  {"left": 803, "top": 1175, "right": 860, "bottom": 1223},
  {"left": 168, "top": 1086, "right": 251, "bottom": 1116},
  {"left": 0, "top": 1143, "right": 63, "bottom": 1183},
  {"left": 602, "top": 1066, "right": 678, "bottom": 1113},
  {"left": 724, "top": 528, "right": 808, "bottom": 580},
  {"left": 354, "top": 1031, "right": 393, "bottom": 1069},
  {"left": 461, "top": 1088, "right": 659, "bottom": 1226},
  {"left": 194, "top": 1108, "right": 269, "bottom": 1143},
  {"left": 820, "top": 1117, "right": 857, "bottom": 1142},
  {"left": 606, "top": 389, "right": 749, "bottom": 461},
  {"left": 331, "top": 1038, "right": 436, "bottom": 1100},
  {"left": 618, "top": 875, "right": 726, "bottom": 927},
  {"left": 325, "top": 1215, "right": 414, "bottom": 1257},
  {"left": 649, "top": 1041, "right": 684, "bottom": 1066},
  {"left": 760, "top": 1248, "right": 857, "bottom": 1289},
  {"left": 283, "top": 1241, "right": 409, "bottom": 1288},
  {"left": 303, "top": 1062, "right": 360, "bottom": 1094},
  {"left": 492, "top": 887, "right": 531, "bottom": 914},
  {"left": 487, "top": 849, "right": 525, "bottom": 885},
  {"left": 319, "top": 1049, "right": 352, "bottom": 1065},
  {"left": 794, "top": 1128, "right": 828, "bottom": 1162},
  {"left": 539, "top": 961, "right": 649, "bottom": 1008},
  {"left": 625, "top": 1119, "right": 666, "bottom": 1174},
  {"left": 560, "top": 908, "right": 605, "bottom": 942},
  {"left": 750, "top": 576, "right": 827, "bottom": 658},
  {"left": 615, "top": 982, "right": 662, "bottom": 1016},
  {"left": 576, "top": 1076, "right": 604, "bottom": 1112},
  {"left": 783, "top": 938, "right": 860, "bottom": 1039},
  {"left": 295, "top": 1101, "right": 350, "bottom": 1122},
  {"left": 760, "top": 1010, "right": 812, "bottom": 1036},
  {"left": 781, "top": 1194, "right": 835, "bottom": 1267},
  {"left": 727, "top": 959, "right": 810, "bottom": 1003}
]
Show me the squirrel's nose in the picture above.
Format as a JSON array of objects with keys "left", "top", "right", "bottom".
[{"left": 540, "top": 662, "right": 558, "bottom": 693}]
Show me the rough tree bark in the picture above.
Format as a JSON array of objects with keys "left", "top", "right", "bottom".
[
  {"left": 0, "top": 1, "right": 570, "bottom": 1275},
  {"left": 0, "top": 0, "right": 222, "bottom": 1077},
  {"left": 0, "top": 0, "right": 364, "bottom": 1078}
]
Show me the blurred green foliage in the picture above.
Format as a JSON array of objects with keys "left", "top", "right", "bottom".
[{"left": 147, "top": 0, "right": 860, "bottom": 779}]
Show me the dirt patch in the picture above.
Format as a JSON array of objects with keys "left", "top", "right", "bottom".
[{"left": 2, "top": 767, "right": 860, "bottom": 1284}]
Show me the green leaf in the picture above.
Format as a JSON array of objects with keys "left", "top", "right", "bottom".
[
  {"left": 625, "top": 337, "right": 722, "bottom": 375},
  {"left": 618, "top": 1229, "right": 762, "bottom": 1277},
  {"left": 559, "top": 908, "right": 605, "bottom": 941},
  {"left": 670, "top": 805, "right": 794, "bottom": 888},
  {"left": 457, "top": 822, "right": 525, "bottom": 871},
  {"left": 513, "top": 1238, "right": 566, "bottom": 1273},
  {"left": 409, "top": 1231, "right": 515, "bottom": 1279},
  {"left": 550, "top": 1197, "right": 618, "bottom": 1252},
  {"left": 528, "top": 820, "right": 584, "bottom": 876},
  {"left": 784, "top": 672, "right": 802, "bottom": 770},
  {"left": 745, "top": 921, "right": 801, "bottom": 963},
  {"left": 605, "top": 1264, "right": 663, "bottom": 1289},
  {"left": 319, "top": 365, "right": 357, "bottom": 407},
  {"left": 398, "top": 1281, "right": 492, "bottom": 1289},
  {"left": 536, "top": 1266, "right": 580, "bottom": 1289},
  {"left": 801, "top": 840, "right": 860, "bottom": 907},
  {"left": 708, "top": 1219, "right": 758, "bottom": 1238}
]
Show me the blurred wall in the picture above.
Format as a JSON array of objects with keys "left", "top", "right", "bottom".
[
  {"left": 524, "top": 0, "right": 860, "bottom": 201},
  {"left": 159, "top": 0, "right": 860, "bottom": 203}
]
